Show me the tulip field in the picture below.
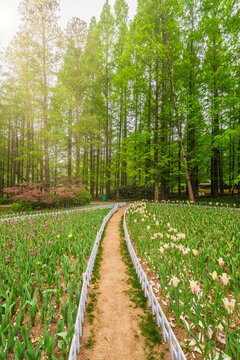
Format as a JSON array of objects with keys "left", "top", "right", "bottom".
[
  {"left": 0, "top": 206, "right": 112, "bottom": 359},
  {"left": 127, "top": 202, "right": 240, "bottom": 359}
]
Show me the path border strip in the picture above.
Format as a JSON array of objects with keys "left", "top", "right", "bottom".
[
  {"left": 68, "top": 202, "right": 126, "bottom": 360},
  {"left": 123, "top": 206, "right": 187, "bottom": 360}
]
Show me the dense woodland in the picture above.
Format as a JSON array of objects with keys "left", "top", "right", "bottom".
[{"left": 0, "top": 0, "right": 240, "bottom": 202}]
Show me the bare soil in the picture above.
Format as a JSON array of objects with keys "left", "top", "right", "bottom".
[{"left": 79, "top": 206, "right": 166, "bottom": 360}]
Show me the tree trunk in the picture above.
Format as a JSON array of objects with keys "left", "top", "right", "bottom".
[
  {"left": 106, "top": 71, "right": 110, "bottom": 200},
  {"left": 68, "top": 109, "right": 72, "bottom": 181},
  {"left": 160, "top": 60, "right": 168, "bottom": 200},
  {"left": 116, "top": 87, "right": 123, "bottom": 201},
  {"left": 145, "top": 65, "right": 152, "bottom": 186},
  {"left": 90, "top": 138, "right": 94, "bottom": 198},
  {"left": 154, "top": 59, "right": 159, "bottom": 202},
  {"left": 42, "top": 19, "right": 50, "bottom": 188},
  {"left": 163, "top": 31, "right": 195, "bottom": 202},
  {"left": 76, "top": 94, "right": 80, "bottom": 182},
  {"left": 96, "top": 147, "right": 100, "bottom": 198},
  {"left": 211, "top": 38, "right": 219, "bottom": 198}
]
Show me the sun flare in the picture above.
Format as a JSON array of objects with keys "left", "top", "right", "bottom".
[{"left": 0, "top": 8, "right": 11, "bottom": 29}]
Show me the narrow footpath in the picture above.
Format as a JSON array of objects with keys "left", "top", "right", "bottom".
[
  {"left": 78, "top": 206, "right": 171, "bottom": 360},
  {"left": 78, "top": 206, "right": 147, "bottom": 359}
]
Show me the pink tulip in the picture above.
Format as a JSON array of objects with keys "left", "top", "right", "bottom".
[
  {"left": 223, "top": 297, "right": 235, "bottom": 313},
  {"left": 192, "top": 249, "right": 199, "bottom": 257},
  {"left": 179, "top": 245, "right": 184, "bottom": 253},
  {"left": 190, "top": 280, "right": 198, "bottom": 294},
  {"left": 172, "top": 276, "right": 180, "bottom": 287},
  {"left": 220, "top": 273, "right": 230, "bottom": 286},
  {"left": 218, "top": 257, "right": 224, "bottom": 267},
  {"left": 210, "top": 271, "right": 217, "bottom": 281},
  {"left": 159, "top": 247, "right": 164, "bottom": 254}
]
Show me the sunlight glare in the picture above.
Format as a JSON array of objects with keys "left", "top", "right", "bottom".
[{"left": 0, "top": 8, "right": 11, "bottom": 29}]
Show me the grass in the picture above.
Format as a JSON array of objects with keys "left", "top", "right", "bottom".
[
  {"left": 85, "top": 329, "right": 95, "bottom": 349},
  {"left": 120, "top": 217, "right": 163, "bottom": 360},
  {"left": 84, "top": 229, "right": 104, "bottom": 347}
]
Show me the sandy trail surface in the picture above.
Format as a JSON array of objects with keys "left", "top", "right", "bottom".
[{"left": 78, "top": 206, "right": 148, "bottom": 360}]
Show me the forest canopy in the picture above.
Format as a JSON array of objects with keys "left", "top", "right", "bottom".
[{"left": 0, "top": 0, "right": 240, "bottom": 202}]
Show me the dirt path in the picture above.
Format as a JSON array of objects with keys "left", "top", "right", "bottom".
[{"left": 78, "top": 206, "right": 148, "bottom": 360}]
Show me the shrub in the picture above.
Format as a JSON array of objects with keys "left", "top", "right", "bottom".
[
  {"left": 109, "top": 185, "right": 154, "bottom": 200},
  {"left": 4, "top": 182, "right": 92, "bottom": 212},
  {"left": 12, "top": 199, "right": 33, "bottom": 212},
  {"left": 0, "top": 197, "right": 13, "bottom": 205},
  {"left": 74, "top": 189, "right": 92, "bottom": 206}
]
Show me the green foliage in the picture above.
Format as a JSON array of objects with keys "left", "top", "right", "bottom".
[
  {"left": 0, "top": 198, "right": 13, "bottom": 205},
  {"left": 74, "top": 189, "right": 92, "bottom": 206},
  {"left": 0, "top": 206, "right": 111, "bottom": 358},
  {"left": 128, "top": 202, "right": 240, "bottom": 358},
  {"left": 12, "top": 199, "right": 33, "bottom": 212},
  {"left": 110, "top": 185, "right": 154, "bottom": 200}
]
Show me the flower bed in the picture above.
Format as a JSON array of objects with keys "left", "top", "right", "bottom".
[
  {"left": 127, "top": 202, "right": 240, "bottom": 359},
  {"left": 0, "top": 206, "right": 112, "bottom": 359}
]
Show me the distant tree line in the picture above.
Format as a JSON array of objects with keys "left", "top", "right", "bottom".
[{"left": 0, "top": 0, "right": 239, "bottom": 201}]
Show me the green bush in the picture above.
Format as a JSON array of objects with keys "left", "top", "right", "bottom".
[
  {"left": 12, "top": 199, "right": 33, "bottom": 212},
  {"left": 109, "top": 185, "right": 154, "bottom": 200},
  {"left": 74, "top": 189, "right": 92, "bottom": 206},
  {"left": 0, "top": 197, "right": 13, "bottom": 205}
]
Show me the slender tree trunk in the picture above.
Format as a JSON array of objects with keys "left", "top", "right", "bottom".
[
  {"left": 238, "top": 110, "right": 240, "bottom": 196},
  {"left": 42, "top": 19, "right": 50, "bottom": 187},
  {"left": 160, "top": 60, "right": 168, "bottom": 200},
  {"left": 145, "top": 65, "right": 152, "bottom": 186},
  {"left": 116, "top": 87, "right": 123, "bottom": 200},
  {"left": 178, "top": 145, "right": 181, "bottom": 196},
  {"left": 134, "top": 90, "right": 138, "bottom": 186},
  {"left": 211, "top": 38, "right": 219, "bottom": 197},
  {"left": 7, "top": 126, "right": 10, "bottom": 188},
  {"left": 163, "top": 31, "right": 195, "bottom": 202},
  {"left": 232, "top": 140, "right": 235, "bottom": 195},
  {"left": 20, "top": 120, "right": 24, "bottom": 183},
  {"left": 26, "top": 115, "right": 31, "bottom": 182},
  {"left": 68, "top": 109, "right": 72, "bottom": 181},
  {"left": 90, "top": 138, "right": 94, "bottom": 198},
  {"left": 76, "top": 94, "right": 80, "bottom": 182},
  {"left": 16, "top": 135, "right": 20, "bottom": 184},
  {"left": 31, "top": 115, "right": 34, "bottom": 182},
  {"left": 187, "top": 38, "right": 197, "bottom": 196},
  {"left": 154, "top": 59, "right": 159, "bottom": 201},
  {"left": 96, "top": 147, "right": 100, "bottom": 198},
  {"left": 106, "top": 69, "right": 110, "bottom": 200}
]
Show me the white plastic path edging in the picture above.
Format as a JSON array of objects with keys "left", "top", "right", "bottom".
[
  {"left": 0, "top": 203, "right": 121, "bottom": 223},
  {"left": 68, "top": 202, "right": 126, "bottom": 360},
  {"left": 123, "top": 207, "right": 187, "bottom": 360}
]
